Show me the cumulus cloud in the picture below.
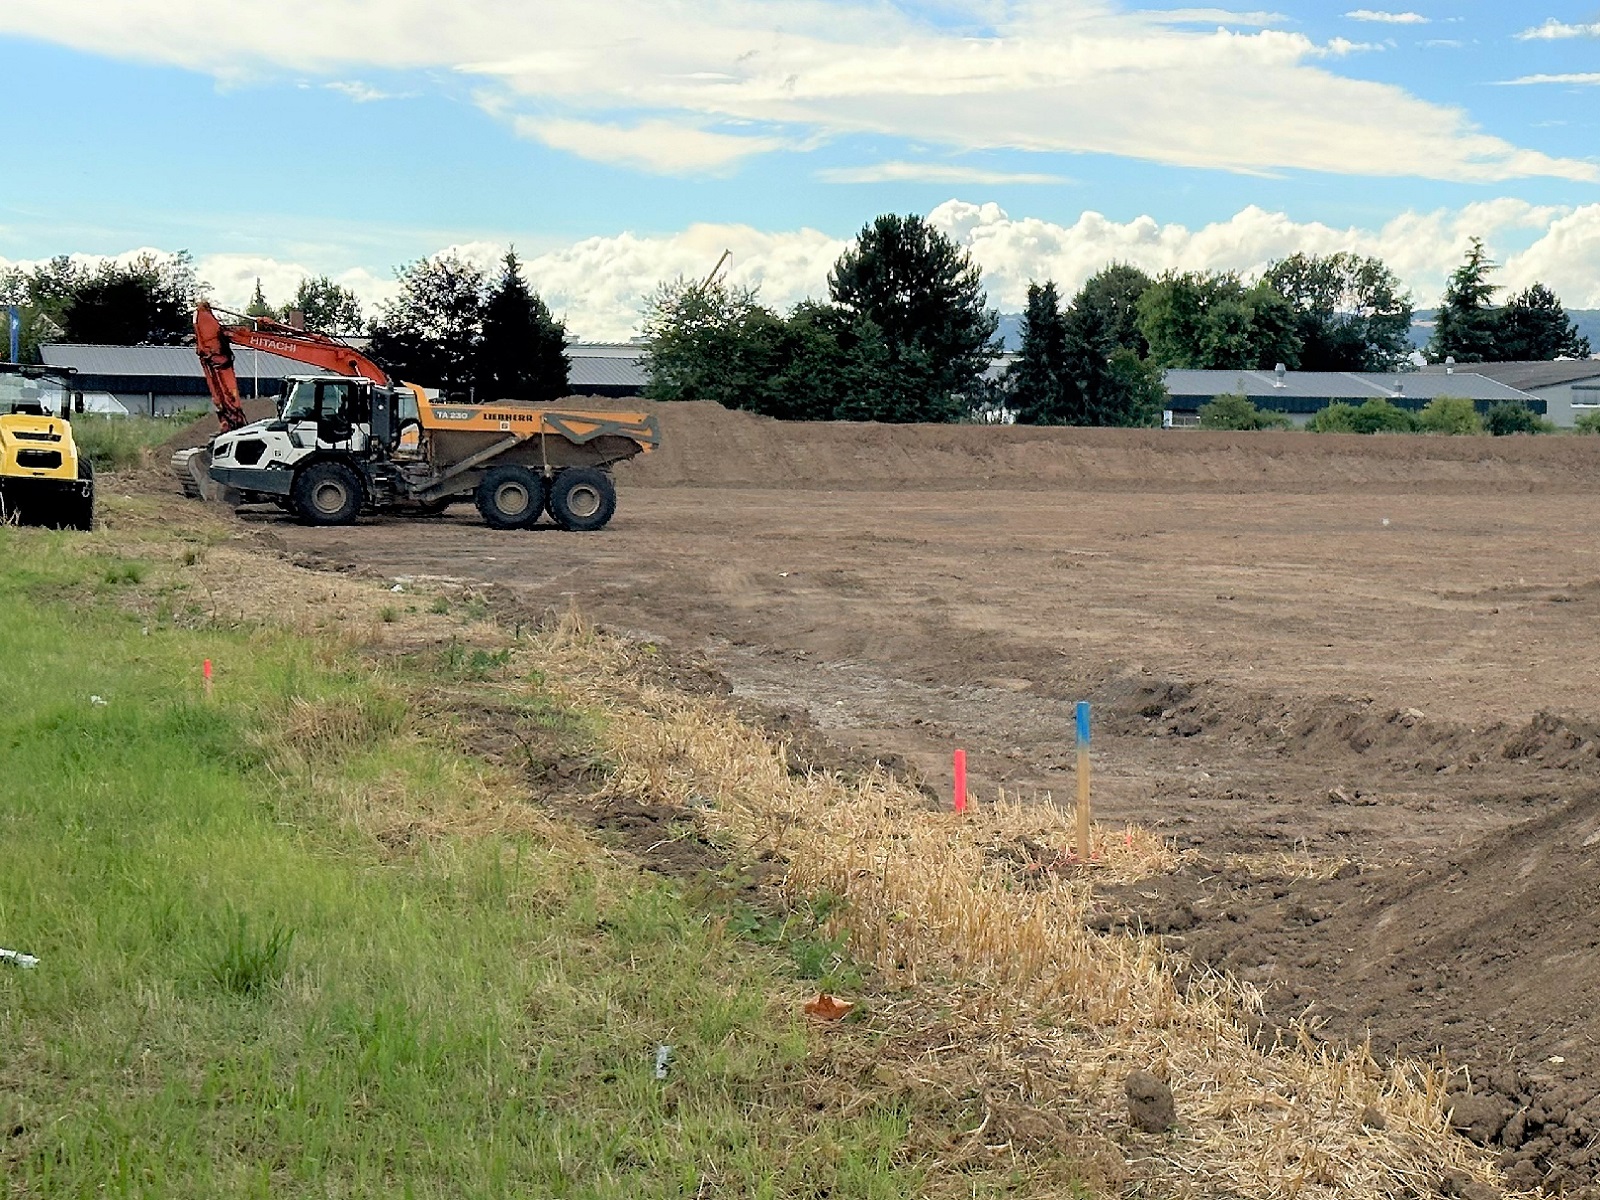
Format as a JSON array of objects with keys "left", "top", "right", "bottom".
[
  {"left": 19, "top": 198, "right": 1600, "bottom": 341},
  {"left": 1344, "top": 10, "right": 1428, "bottom": 23},
  {"left": 1516, "top": 18, "right": 1600, "bottom": 40},
  {"left": 0, "top": 0, "right": 1588, "bottom": 182}
]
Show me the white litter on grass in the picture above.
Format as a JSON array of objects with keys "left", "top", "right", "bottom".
[
  {"left": 390, "top": 583, "right": 404, "bottom": 592},
  {"left": 0, "top": 948, "right": 39, "bottom": 969},
  {"left": 654, "top": 1045, "right": 672, "bottom": 1080},
  {"left": 89, "top": 695, "right": 107, "bottom": 707}
]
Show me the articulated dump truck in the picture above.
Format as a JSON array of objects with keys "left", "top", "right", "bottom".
[
  {"left": 172, "top": 303, "right": 658, "bottom": 530},
  {"left": 0, "top": 363, "right": 94, "bottom": 531}
]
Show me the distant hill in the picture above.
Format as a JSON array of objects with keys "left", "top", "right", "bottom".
[
  {"left": 996, "top": 309, "right": 1600, "bottom": 359},
  {"left": 1408, "top": 309, "right": 1600, "bottom": 355}
]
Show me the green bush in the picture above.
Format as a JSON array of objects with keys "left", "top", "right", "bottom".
[
  {"left": 1485, "top": 401, "right": 1549, "bottom": 436},
  {"left": 1307, "top": 403, "right": 1360, "bottom": 433},
  {"left": 1198, "top": 392, "right": 1291, "bottom": 430},
  {"left": 1416, "top": 395, "right": 1484, "bottom": 435},
  {"left": 1308, "top": 398, "right": 1417, "bottom": 434},
  {"left": 1348, "top": 397, "right": 1417, "bottom": 434},
  {"left": 1573, "top": 410, "right": 1600, "bottom": 435}
]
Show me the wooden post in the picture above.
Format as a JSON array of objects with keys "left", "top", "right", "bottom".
[{"left": 1075, "top": 702, "right": 1092, "bottom": 859}]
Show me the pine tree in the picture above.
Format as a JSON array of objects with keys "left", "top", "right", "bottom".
[
  {"left": 478, "top": 250, "right": 569, "bottom": 402},
  {"left": 245, "top": 278, "right": 273, "bottom": 319},
  {"left": 1499, "top": 282, "right": 1591, "bottom": 361},
  {"left": 828, "top": 213, "right": 999, "bottom": 422},
  {"left": 1428, "top": 238, "right": 1503, "bottom": 363},
  {"left": 1005, "top": 282, "right": 1071, "bottom": 424}
]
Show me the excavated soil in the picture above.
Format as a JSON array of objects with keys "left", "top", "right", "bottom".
[{"left": 162, "top": 399, "right": 1600, "bottom": 1188}]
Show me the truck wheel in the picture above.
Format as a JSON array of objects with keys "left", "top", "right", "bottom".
[
  {"left": 68, "top": 459, "right": 95, "bottom": 531},
  {"left": 548, "top": 467, "right": 616, "bottom": 532},
  {"left": 292, "top": 461, "right": 364, "bottom": 525},
  {"left": 475, "top": 466, "right": 544, "bottom": 530}
]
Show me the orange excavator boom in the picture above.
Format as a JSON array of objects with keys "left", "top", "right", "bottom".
[{"left": 194, "top": 302, "right": 390, "bottom": 432}]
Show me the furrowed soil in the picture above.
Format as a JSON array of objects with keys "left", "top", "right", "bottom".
[{"left": 163, "top": 399, "right": 1600, "bottom": 1190}]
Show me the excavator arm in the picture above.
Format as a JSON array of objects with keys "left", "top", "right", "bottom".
[{"left": 194, "top": 302, "right": 390, "bottom": 433}]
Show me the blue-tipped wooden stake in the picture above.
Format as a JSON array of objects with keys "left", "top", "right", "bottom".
[{"left": 1075, "top": 701, "right": 1092, "bottom": 860}]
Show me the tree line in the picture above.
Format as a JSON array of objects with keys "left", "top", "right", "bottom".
[
  {"left": 643, "top": 216, "right": 1591, "bottom": 426},
  {"left": 1, "top": 249, "right": 570, "bottom": 403},
  {"left": 2, "top": 223, "right": 1588, "bottom": 420}
]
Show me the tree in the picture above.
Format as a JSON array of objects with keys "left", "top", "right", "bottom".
[
  {"left": 1198, "top": 393, "right": 1290, "bottom": 430},
  {"left": 1416, "top": 396, "right": 1484, "bottom": 435},
  {"left": 63, "top": 251, "right": 203, "bottom": 345},
  {"left": 245, "top": 278, "right": 274, "bottom": 319},
  {"left": 1499, "top": 283, "right": 1591, "bottom": 361},
  {"left": 281, "top": 276, "right": 366, "bottom": 336},
  {"left": 1073, "top": 264, "right": 1152, "bottom": 356},
  {"left": 1264, "top": 252, "right": 1413, "bottom": 371},
  {"left": 1428, "top": 239, "right": 1502, "bottom": 363},
  {"left": 1137, "top": 272, "right": 1301, "bottom": 370},
  {"left": 478, "top": 250, "right": 569, "bottom": 402},
  {"left": 1005, "top": 282, "right": 1071, "bottom": 424},
  {"left": 643, "top": 277, "right": 796, "bottom": 414},
  {"left": 1105, "top": 348, "right": 1168, "bottom": 428},
  {"left": 369, "top": 253, "right": 486, "bottom": 395},
  {"left": 0, "top": 258, "right": 77, "bottom": 362},
  {"left": 828, "top": 213, "right": 1000, "bottom": 422}
]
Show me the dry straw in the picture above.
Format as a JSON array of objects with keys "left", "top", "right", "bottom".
[{"left": 530, "top": 608, "right": 1517, "bottom": 1200}]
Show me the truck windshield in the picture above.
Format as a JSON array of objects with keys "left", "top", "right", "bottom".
[
  {"left": 281, "top": 380, "right": 321, "bottom": 421},
  {"left": 0, "top": 371, "right": 68, "bottom": 416}
]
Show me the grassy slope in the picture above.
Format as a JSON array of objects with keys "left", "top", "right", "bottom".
[{"left": 0, "top": 509, "right": 921, "bottom": 1199}]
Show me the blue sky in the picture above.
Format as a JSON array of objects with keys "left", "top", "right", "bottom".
[{"left": 2, "top": 2, "right": 1598, "bottom": 337}]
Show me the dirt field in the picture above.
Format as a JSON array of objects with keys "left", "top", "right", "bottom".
[{"left": 167, "top": 401, "right": 1600, "bottom": 1189}]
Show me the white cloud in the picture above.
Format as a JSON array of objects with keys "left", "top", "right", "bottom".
[
  {"left": 512, "top": 116, "right": 787, "bottom": 174},
  {"left": 817, "top": 161, "right": 1068, "bottom": 185},
  {"left": 1516, "top": 18, "right": 1600, "bottom": 40},
  {"left": 1498, "top": 73, "right": 1600, "bottom": 87},
  {"left": 323, "top": 80, "right": 406, "bottom": 103},
  {"left": 1344, "top": 10, "right": 1428, "bottom": 23},
  {"left": 15, "top": 200, "right": 1600, "bottom": 342},
  {"left": 1146, "top": 8, "right": 1287, "bottom": 26},
  {"left": 0, "top": 0, "right": 1588, "bottom": 183}
]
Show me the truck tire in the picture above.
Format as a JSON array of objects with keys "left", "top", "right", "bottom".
[
  {"left": 475, "top": 465, "right": 544, "bottom": 530},
  {"left": 69, "top": 459, "right": 95, "bottom": 531},
  {"left": 548, "top": 467, "right": 616, "bottom": 532},
  {"left": 292, "top": 460, "right": 364, "bottom": 526}
]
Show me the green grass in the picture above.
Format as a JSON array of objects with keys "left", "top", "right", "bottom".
[
  {"left": 0, "top": 523, "right": 926, "bottom": 1198},
  {"left": 70, "top": 415, "right": 196, "bottom": 472}
]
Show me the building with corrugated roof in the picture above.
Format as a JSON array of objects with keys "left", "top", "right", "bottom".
[
  {"left": 39, "top": 341, "right": 650, "bottom": 416},
  {"left": 1415, "top": 360, "right": 1600, "bottom": 428},
  {"left": 1162, "top": 367, "right": 1543, "bottom": 427}
]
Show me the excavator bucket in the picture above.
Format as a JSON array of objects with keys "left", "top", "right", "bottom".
[{"left": 170, "top": 445, "right": 239, "bottom": 505}]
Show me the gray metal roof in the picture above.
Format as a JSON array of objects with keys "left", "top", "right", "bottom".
[
  {"left": 1415, "top": 360, "right": 1600, "bottom": 391},
  {"left": 568, "top": 343, "right": 647, "bottom": 389},
  {"left": 1163, "top": 368, "right": 1533, "bottom": 404},
  {"left": 42, "top": 343, "right": 311, "bottom": 379},
  {"left": 44, "top": 340, "right": 651, "bottom": 391}
]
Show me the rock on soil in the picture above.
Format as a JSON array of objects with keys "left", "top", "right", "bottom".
[{"left": 1125, "top": 1070, "right": 1177, "bottom": 1133}]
